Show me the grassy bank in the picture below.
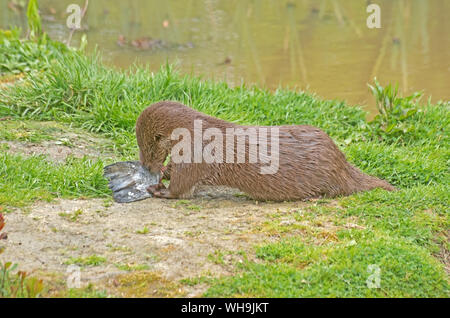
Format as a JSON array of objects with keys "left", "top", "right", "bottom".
[{"left": 0, "top": 31, "right": 448, "bottom": 297}]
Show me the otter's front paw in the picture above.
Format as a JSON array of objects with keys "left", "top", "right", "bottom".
[
  {"left": 147, "top": 184, "right": 158, "bottom": 195},
  {"left": 147, "top": 182, "right": 166, "bottom": 194},
  {"left": 151, "top": 188, "right": 173, "bottom": 199}
]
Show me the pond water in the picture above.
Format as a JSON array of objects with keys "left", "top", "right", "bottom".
[{"left": 1, "top": 0, "right": 449, "bottom": 115}]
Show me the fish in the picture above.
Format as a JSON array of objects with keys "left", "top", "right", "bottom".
[{"left": 103, "top": 161, "right": 160, "bottom": 203}]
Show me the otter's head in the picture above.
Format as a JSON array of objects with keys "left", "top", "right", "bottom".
[
  {"left": 136, "top": 105, "right": 172, "bottom": 174},
  {"left": 138, "top": 133, "right": 171, "bottom": 174}
]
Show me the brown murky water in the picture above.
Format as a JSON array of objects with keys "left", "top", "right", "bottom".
[{"left": 1, "top": 0, "right": 449, "bottom": 115}]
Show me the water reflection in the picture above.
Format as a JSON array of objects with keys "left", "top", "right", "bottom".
[{"left": 1, "top": 0, "right": 449, "bottom": 115}]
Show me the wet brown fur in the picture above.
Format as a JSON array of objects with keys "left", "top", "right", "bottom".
[{"left": 136, "top": 101, "right": 395, "bottom": 201}]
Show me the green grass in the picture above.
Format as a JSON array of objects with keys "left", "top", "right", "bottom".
[
  {"left": 0, "top": 152, "right": 109, "bottom": 208},
  {"left": 344, "top": 142, "right": 449, "bottom": 188},
  {"left": 205, "top": 236, "right": 447, "bottom": 297},
  {"left": 59, "top": 286, "right": 108, "bottom": 298},
  {"left": 0, "top": 34, "right": 448, "bottom": 297},
  {"left": 340, "top": 185, "right": 449, "bottom": 250},
  {"left": 136, "top": 226, "right": 150, "bottom": 235},
  {"left": 0, "top": 120, "right": 57, "bottom": 143},
  {"left": 0, "top": 28, "right": 67, "bottom": 76},
  {"left": 45, "top": 282, "right": 108, "bottom": 298},
  {"left": 64, "top": 255, "right": 107, "bottom": 267},
  {"left": 58, "top": 209, "right": 83, "bottom": 222}
]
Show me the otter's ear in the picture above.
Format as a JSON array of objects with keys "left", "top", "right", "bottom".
[{"left": 154, "top": 134, "right": 162, "bottom": 142}]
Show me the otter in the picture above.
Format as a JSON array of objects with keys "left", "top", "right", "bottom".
[{"left": 136, "top": 101, "right": 395, "bottom": 201}]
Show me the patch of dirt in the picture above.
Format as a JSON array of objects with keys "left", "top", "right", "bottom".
[
  {"left": 1, "top": 138, "right": 115, "bottom": 162},
  {"left": 0, "top": 121, "right": 118, "bottom": 162},
  {"left": 438, "top": 248, "right": 450, "bottom": 276},
  {"left": 436, "top": 230, "right": 450, "bottom": 277},
  {"left": 0, "top": 73, "right": 24, "bottom": 88},
  {"left": 1, "top": 188, "right": 311, "bottom": 297}
]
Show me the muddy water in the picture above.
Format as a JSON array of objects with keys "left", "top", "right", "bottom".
[{"left": 1, "top": 0, "right": 449, "bottom": 115}]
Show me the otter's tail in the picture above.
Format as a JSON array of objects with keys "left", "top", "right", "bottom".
[{"left": 349, "top": 166, "right": 396, "bottom": 192}]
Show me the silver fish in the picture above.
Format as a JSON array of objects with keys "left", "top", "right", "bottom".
[{"left": 103, "top": 161, "right": 160, "bottom": 203}]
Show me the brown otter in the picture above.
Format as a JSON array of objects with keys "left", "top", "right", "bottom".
[{"left": 136, "top": 101, "right": 395, "bottom": 201}]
